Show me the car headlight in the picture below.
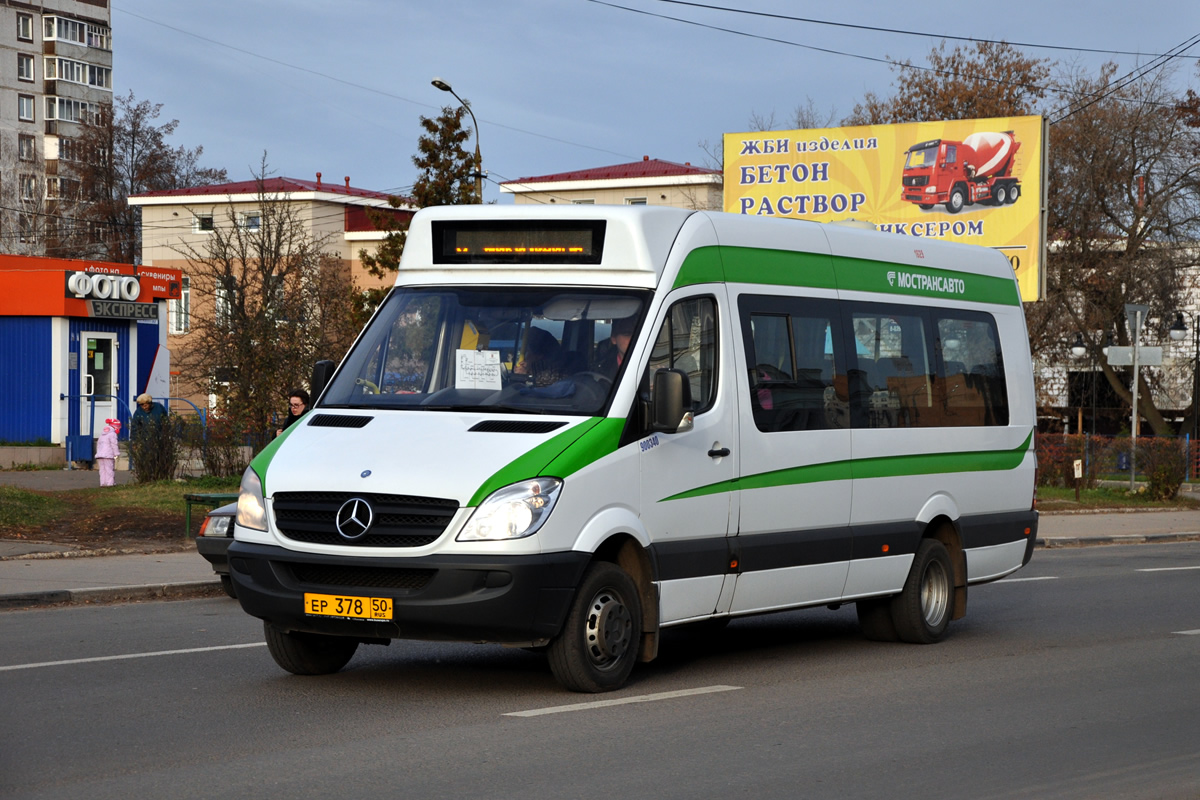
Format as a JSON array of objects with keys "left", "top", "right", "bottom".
[
  {"left": 457, "top": 478, "right": 562, "bottom": 541},
  {"left": 236, "top": 468, "right": 268, "bottom": 531},
  {"left": 925, "top": 186, "right": 937, "bottom": 193}
]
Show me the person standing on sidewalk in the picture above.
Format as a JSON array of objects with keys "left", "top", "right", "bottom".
[{"left": 96, "top": 418, "right": 120, "bottom": 487}]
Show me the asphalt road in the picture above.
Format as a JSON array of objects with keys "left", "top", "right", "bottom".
[{"left": 3, "top": 543, "right": 1199, "bottom": 800}]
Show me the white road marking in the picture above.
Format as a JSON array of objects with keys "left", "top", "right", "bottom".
[
  {"left": 0, "top": 642, "right": 266, "bottom": 672},
  {"left": 505, "top": 685, "right": 743, "bottom": 717},
  {"left": 1173, "top": 629, "right": 1200, "bottom": 636},
  {"left": 1137, "top": 566, "right": 1200, "bottom": 572},
  {"left": 999, "top": 576, "right": 1058, "bottom": 582}
]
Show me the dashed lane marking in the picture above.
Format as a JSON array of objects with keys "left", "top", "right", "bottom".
[
  {"left": 998, "top": 576, "right": 1058, "bottom": 582},
  {"left": 505, "top": 685, "right": 743, "bottom": 717},
  {"left": 0, "top": 642, "right": 266, "bottom": 672},
  {"left": 1137, "top": 566, "right": 1200, "bottom": 572}
]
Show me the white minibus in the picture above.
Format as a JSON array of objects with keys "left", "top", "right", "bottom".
[{"left": 230, "top": 205, "right": 1037, "bottom": 692}]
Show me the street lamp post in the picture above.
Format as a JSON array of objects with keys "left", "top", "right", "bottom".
[{"left": 431, "top": 77, "right": 483, "bottom": 204}]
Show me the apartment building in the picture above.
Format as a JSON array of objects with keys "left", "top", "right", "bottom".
[
  {"left": 0, "top": 0, "right": 112, "bottom": 253},
  {"left": 499, "top": 156, "right": 722, "bottom": 210},
  {"left": 128, "top": 175, "right": 413, "bottom": 407}
]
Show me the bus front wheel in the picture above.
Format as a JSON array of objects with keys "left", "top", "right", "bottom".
[{"left": 548, "top": 562, "right": 642, "bottom": 692}]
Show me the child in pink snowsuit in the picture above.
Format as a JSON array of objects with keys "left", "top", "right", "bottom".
[{"left": 97, "top": 418, "right": 120, "bottom": 487}]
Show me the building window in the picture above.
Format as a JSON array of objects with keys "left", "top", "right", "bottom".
[
  {"left": 170, "top": 277, "right": 191, "bottom": 334},
  {"left": 239, "top": 212, "right": 261, "bottom": 231},
  {"left": 20, "top": 175, "right": 36, "bottom": 200},
  {"left": 16, "top": 13, "right": 32, "bottom": 42},
  {"left": 58, "top": 137, "right": 77, "bottom": 162},
  {"left": 625, "top": 197, "right": 648, "bottom": 205},
  {"left": 46, "top": 177, "right": 59, "bottom": 200},
  {"left": 87, "top": 24, "right": 112, "bottom": 51},
  {"left": 17, "top": 54, "right": 34, "bottom": 82},
  {"left": 18, "top": 94, "right": 34, "bottom": 122},
  {"left": 44, "top": 16, "right": 86, "bottom": 45},
  {"left": 193, "top": 213, "right": 215, "bottom": 233},
  {"left": 45, "top": 96, "right": 98, "bottom": 123},
  {"left": 571, "top": 199, "right": 595, "bottom": 205},
  {"left": 18, "top": 134, "right": 36, "bottom": 162},
  {"left": 88, "top": 65, "right": 111, "bottom": 89}
]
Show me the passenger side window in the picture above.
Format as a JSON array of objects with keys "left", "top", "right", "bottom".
[
  {"left": 739, "top": 295, "right": 847, "bottom": 432},
  {"left": 847, "top": 306, "right": 933, "bottom": 429},
  {"left": 646, "top": 296, "right": 718, "bottom": 413},
  {"left": 934, "top": 312, "right": 1008, "bottom": 426}
]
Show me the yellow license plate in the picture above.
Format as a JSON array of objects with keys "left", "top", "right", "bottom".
[{"left": 304, "top": 593, "right": 392, "bottom": 620}]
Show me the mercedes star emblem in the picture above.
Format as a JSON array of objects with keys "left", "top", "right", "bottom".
[{"left": 335, "top": 497, "right": 374, "bottom": 540}]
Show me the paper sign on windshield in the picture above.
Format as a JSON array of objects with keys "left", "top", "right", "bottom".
[{"left": 455, "top": 349, "right": 502, "bottom": 390}]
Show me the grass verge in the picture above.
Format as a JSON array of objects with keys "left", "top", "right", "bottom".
[
  {"left": 79, "top": 477, "right": 241, "bottom": 514},
  {"left": 1038, "top": 485, "right": 1200, "bottom": 512},
  {"left": 0, "top": 486, "right": 71, "bottom": 530}
]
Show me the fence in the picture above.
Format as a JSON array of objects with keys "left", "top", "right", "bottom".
[{"left": 1036, "top": 433, "right": 1196, "bottom": 493}]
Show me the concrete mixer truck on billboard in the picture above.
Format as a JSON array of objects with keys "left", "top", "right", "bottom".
[{"left": 901, "top": 131, "right": 1023, "bottom": 214}]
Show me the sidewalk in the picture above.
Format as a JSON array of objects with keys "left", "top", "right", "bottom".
[{"left": 3, "top": 468, "right": 1200, "bottom": 610}]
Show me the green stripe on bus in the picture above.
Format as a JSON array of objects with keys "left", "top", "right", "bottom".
[
  {"left": 468, "top": 417, "right": 625, "bottom": 507},
  {"left": 248, "top": 411, "right": 307, "bottom": 496},
  {"left": 661, "top": 431, "right": 1032, "bottom": 502},
  {"left": 673, "top": 245, "right": 1020, "bottom": 306}
]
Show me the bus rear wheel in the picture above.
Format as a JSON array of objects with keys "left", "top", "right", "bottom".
[
  {"left": 548, "top": 562, "right": 641, "bottom": 692},
  {"left": 891, "top": 539, "right": 954, "bottom": 644}
]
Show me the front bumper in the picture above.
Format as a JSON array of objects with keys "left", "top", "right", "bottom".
[
  {"left": 227, "top": 541, "right": 590, "bottom": 644},
  {"left": 196, "top": 536, "right": 231, "bottom": 575}
]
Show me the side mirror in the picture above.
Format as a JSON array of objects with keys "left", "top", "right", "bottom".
[
  {"left": 650, "top": 368, "right": 694, "bottom": 434},
  {"left": 310, "top": 360, "right": 335, "bottom": 403}
]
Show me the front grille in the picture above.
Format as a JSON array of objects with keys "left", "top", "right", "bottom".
[
  {"left": 285, "top": 562, "right": 435, "bottom": 591},
  {"left": 273, "top": 492, "right": 459, "bottom": 547},
  {"left": 903, "top": 175, "right": 929, "bottom": 187}
]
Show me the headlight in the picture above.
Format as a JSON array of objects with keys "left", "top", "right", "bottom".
[
  {"left": 236, "top": 468, "right": 268, "bottom": 531},
  {"left": 457, "top": 478, "right": 562, "bottom": 541},
  {"left": 925, "top": 186, "right": 937, "bottom": 194}
]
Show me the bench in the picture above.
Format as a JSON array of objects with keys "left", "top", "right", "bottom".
[{"left": 183, "top": 492, "right": 239, "bottom": 538}]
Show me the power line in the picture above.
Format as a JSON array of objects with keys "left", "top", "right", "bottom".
[
  {"left": 642, "top": 0, "right": 1200, "bottom": 60},
  {"left": 114, "top": 8, "right": 640, "bottom": 163}
]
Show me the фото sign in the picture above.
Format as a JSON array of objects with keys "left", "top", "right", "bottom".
[
  {"left": 65, "top": 271, "right": 142, "bottom": 301},
  {"left": 724, "top": 115, "right": 1047, "bottom": 301}
]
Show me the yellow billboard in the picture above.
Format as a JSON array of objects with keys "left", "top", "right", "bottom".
[{"left": 724, "top": 116, "right": 1047, "bottom": 301}]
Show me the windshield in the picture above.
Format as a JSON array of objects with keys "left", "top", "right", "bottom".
[
  {"left": 905, "top": 144, "right": 939, "bottom": 169},
  {"left": 322, "top": 286, "right": 650, "bottom": 415}
]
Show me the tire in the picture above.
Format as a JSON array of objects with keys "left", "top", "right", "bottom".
[
  {"left": 219, "top": 574, "right": 237, "bottom": 599},
  {"left": 918, "top": 203, "right": 934, "bottom": 210},
  {"left": 264, "top": 622, "right": 359, "bottom": 675},
  {"left": 946, "top": 187, "right": 965, "bottom": 214},
  {"left": 891, "top": 539, "right": 954, "bottom": 644},
  {"left": 1006, "top": 184, "right": 1020, "bottom": 204},
  {"left": 548, "top": 562, "right": 642, "bottom": 693},
  {"left": 856, "top": 598, "right": 899, "bottom": 642},
  {"left": 993, "top": 185, "right": 1008, "bottom": 205}
]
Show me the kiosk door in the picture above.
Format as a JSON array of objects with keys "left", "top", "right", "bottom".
[{"left": 81, "top": 332, "right": 118, "bottom": 438}]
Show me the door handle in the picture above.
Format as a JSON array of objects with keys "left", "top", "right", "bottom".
[{"left": 708, "top": 447, "right": 730, "bottom": 459}]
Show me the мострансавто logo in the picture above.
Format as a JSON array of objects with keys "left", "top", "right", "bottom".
[{"left": 887, "top": 270, "right": 965, "bottom": 295}]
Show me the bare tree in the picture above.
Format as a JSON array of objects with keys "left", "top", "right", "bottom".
[
  {"left": 1027, "top": 63, "right": 1200, "bottom": 434},
  {"left": 65, "top": 91, "right": 226, "bottom": 263},
  {"left": 170, "top": 160, "right": 367, "bottom": 441}
]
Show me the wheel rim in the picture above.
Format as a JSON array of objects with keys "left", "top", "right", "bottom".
[
  {"left": 920, "top": 560, "right": 950, "bottom": 627},
  {"left": 584, "top": 587, "right": 633, "bottom": 671},
  {"left": 949, "top": 192, "right": 963, "bottom": 211}
]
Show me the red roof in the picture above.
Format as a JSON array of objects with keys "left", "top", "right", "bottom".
[
  {"left": 502, "top": 157, "right": 720, "bottom": 185},
  {"left": 132, "top": 176, "right": 406, "bottom": 203}
]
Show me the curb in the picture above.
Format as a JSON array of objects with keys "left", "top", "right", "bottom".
[
  {"left": 0, "top": 580, "right": 224, "bottom": 610},
  {"left": 1036, "top": 532, "right": 1200, "bottom": 549}
]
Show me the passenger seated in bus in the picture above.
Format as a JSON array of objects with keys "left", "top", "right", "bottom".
[
  {"left": 595, "top": 317, "right": 636, "bottom": 379},
  {"left": 514, "top": 327, "right": 566, "bottom": 388}
]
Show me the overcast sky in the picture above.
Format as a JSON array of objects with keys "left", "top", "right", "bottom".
[{"left": 114, "top": 0, "right": 1199, "bottom": 203}]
